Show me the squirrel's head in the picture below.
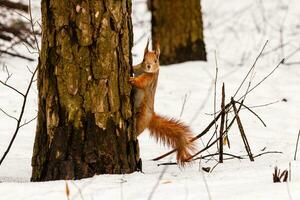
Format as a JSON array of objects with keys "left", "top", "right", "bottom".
[{"left": 142, "top": 40, "right": 160, "bottom": 73}]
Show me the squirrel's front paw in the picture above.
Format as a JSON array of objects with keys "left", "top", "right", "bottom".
[{"left": 129, "top": 77, "right": 135, "bottom": 85}]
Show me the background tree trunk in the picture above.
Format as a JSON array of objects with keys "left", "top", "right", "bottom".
[
  {"left": 31, "top": 0, "right": 140, "bottom": 181},
  {"left": 150, "top": 0, "right": 207, "bottom": 65}
]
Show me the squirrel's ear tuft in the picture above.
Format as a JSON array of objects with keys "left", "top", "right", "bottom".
[
  {"left": 154, "top": 42, "right": 160, "bottom": 58},
  {"left": 144, "top": 39, "right": 150, "bottom": 55}
]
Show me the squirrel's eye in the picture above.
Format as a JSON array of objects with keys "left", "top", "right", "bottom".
[{"left": 155, "top": 59, "right": 158, "bottom": 63}]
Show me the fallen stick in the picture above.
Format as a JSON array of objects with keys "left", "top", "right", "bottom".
[
  {"left": 231, "top": 98, "right": 254, "bottom": 161},
  {"left": 219, "top": 83, "right": 226, "bottom": 163}
]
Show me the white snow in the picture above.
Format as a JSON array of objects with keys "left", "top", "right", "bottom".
[{"left": 0, "top": 0, "right": 300, "bottom": 199}]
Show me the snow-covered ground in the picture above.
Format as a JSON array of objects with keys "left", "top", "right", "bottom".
[{"left": 0, "top": 0, "right": 300, "bottom": 199}]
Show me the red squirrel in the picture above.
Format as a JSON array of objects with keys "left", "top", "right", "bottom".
[{"left": 129, "top": 41, "right": 196, "bottom": 166}]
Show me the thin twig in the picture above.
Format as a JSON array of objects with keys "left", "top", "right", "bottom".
[
  {"left": 0, "top": 108, "right": 18, "bottom": 121},
  {"left": 253, "top": 151, "right": 282, "bottom": 158},
  {"left": 14, "top": 11, "right": 31, "bottom": 21},
  {"left": 261, "top": 42, "right": 290, "bottom": 57},
  {"left": 284, "top": 46, "right": 300, "bottom": 62},
  {"left": 237, "top": 58, "right": 284, "bottom": 101},
  {"left": 233, "top": 40, "right": 268, "bottom": 98},
  {"left": 22, "top": 42, "right": 39, "bottom": 55},
  {"left": 205, "top": 99, "right": 280, "bottom": 116},
  {"left": 206, "top": 124, "right": 219, "bottom": 149},
  {"left": 196, "top": 152, "right": 243, "bottom": 160},
  {"left": 0, "top": 50, "right": 35, "bottom": 61},
  {"left": 247, "top": 100, "right": 280, "bottom": 109},
  {"left": 210, "top": 161, "right": 220, "bottom": 173},
  {"left": 202, "top": 125, "right": 219, "bottom": 163},
  {"left": 179, "top": 93, "right": 189, "bottom": 118},
  {"left": 19, "top": 115, "right": 37, "bottom": 128},
  {"left": 294, "top": 130, "right": 300, "bottom": 161},
  {"left": 26, "top": 65, "right": 34, "bottom": 74},
  {"left": 213, "top": 50, "right": 219, "bottom": 150},
  {"left": 242, "top": 59, "right": 256, "bottom": 102},
  {"left": 4, "top": 65, "right": 12, "bottom": 83},
  {"left": 0, "top": 79, "right": 24, "bottom": 96},
  {"left": 233, "top": 101, "right": 266, "bottom": 127},
  {"left": 158, "top": 151, "right": 282, "bottom": 166},
  {"left": 284, "top": 61, "right": 300, "bottom": 66}
]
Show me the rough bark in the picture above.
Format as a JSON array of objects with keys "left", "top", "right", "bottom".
[
  {"left": 31, "top": 0, "right": 140, "bottom": 181},
  {"left": 151, "top": 0, "right": 207, "bottom": 65}
]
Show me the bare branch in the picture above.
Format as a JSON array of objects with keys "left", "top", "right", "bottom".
[
  {"left": 0, "top": 50, "right": 35, "bottom": 61},
  {"left": 284, "top": 61, "right": 300, "bottom": 66},
  {"left": 253, "top": 151, "right": 282, "bottom": 158},
  {"left": 19, "top": 116, "right": 37, "bottom": 128},
  {"left": 0, "top": 107, "right": 18, "bottom": 121},
  {"left": 238, "top": 58, "right": 284, "bottom": 101},
  {"left": 247, "top": 100, "right": 280, "bottom": 109},
  {"left": 158, "top": 151, "right": 282, "bottom": 166},
  {"left": 261, "top": 42, "right": 290, "bottom": 57},
  {"left": 284, "top": 46, "right": 300, "bottom": 63},
  {"left": 233, "top": 40, "right": 268, "bottom": 98},
  {"left": 14, "top": 11, "right": 31, "bottom": 21},
  {"left": 233, "top": 100, "right": 267, "bottom": 127},
  {"left": 26, "top": 65, "right": 34, "bottom": 74},
  {"left": 179, "top": 93, "right": 189, "bottom": 118},
  {"left": 22, "top": 42, "right": 39, "bottom": 55},
  {"left": 0, "top": 0, "right": 39, "bottom": 166},
  {"left": 213, "top": 50, "right": 219, "bottom": 150},
  {"left": 3, "top": 65, "right": 12, "bottom": 83},
  {"left": 0, "top": 79, "right": 24, "bottom": 96}
]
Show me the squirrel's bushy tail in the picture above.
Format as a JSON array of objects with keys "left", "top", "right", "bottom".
[{"left": 149, "top": 113, "right": 196, "bottom": 166}]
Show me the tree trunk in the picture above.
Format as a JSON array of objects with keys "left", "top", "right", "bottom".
[
  {"left": 31, "top": 0, "right": 140, "bottom": 181},
  {"left": 151, "top": 0, "right": 207, "bottom": 65}
]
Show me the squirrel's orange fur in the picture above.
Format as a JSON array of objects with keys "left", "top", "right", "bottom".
[{"left": 129, "top": 41, "right": 196, "bottom": 166}]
